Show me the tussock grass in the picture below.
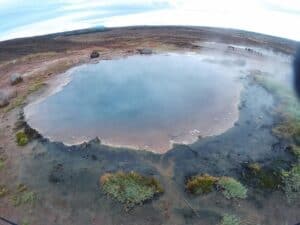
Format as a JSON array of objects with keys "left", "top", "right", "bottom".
[{"left": 186, "top": 174, "right": 218, "bottom": 195}]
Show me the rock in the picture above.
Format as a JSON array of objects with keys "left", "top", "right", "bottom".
[
  {"left": 0, "top": 92, "right": 9, "bottom": 108},
  {"left": 10, "top": 73, "right": 23, "bottom": 85},
  {"left": 90, "top": 50, "right": 100, "bottom": 59},
  {"left": 137, "top": 48, "right": 153, "bottom": 55}
]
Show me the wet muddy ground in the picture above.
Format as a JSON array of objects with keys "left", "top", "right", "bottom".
[{"left": 0, "top": 27, "right": 299, "bottom": 225}]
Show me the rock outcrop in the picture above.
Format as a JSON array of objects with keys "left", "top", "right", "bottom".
[
  {"left": 137, "top": 48, "right": 153, "bottom": 55},
  {"left": 90, "top": 50, "right": 100, "bottom": 59},
  {"left": 10, "top": 73, "right": 23, "bottom": 85}
]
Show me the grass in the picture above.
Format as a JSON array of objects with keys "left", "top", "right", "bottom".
[
  {"left": 100, "top": 171, "right": 163, "bottom": 207},
  {"left": 186, "top": 174, "right": 218, "bottom": 195},
  {"left": 219, "top": 214, "right": 240, "bottom": 225},
  {"left": 16, "top": 131, "right": 29, "bottom": 146},
  {"left": 281, "top": 164, "right": 300, "bottom": 203},
  {"left": 217, "top": 177, "right": 247, "bottom": 199},
  {"left": 2, "top": 79, "right": 45, "bottom": 113}
]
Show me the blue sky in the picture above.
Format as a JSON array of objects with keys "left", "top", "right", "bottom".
[{"left": 0, "top": 0, "right": 300, "bottom": 41}]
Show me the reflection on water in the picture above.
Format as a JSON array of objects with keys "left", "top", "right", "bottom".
[{"left": 25, "top": 54, "right": 243, "bottom": 152}]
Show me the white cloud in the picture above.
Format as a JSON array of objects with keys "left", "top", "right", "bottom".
[{"left": 0, "top": 0, "right": 300, "bottom": 41}]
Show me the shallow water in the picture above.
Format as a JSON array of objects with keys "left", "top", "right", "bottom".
[{"left": 25, "top": 54, "right": 243, "bottom": 152}]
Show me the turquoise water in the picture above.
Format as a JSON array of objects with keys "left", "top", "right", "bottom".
[{"left": 25, "top": 54, "right": 242, "bottom": 152}]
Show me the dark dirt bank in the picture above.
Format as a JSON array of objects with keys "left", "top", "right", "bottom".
[{"left": 0, "top": 27, "right": 299, "bottom": 225}]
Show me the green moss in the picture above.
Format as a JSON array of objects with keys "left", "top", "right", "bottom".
[
  {"left": 16, "top": 131, "right": 29, "bottom": 146},
  {"left": 186, "top": 174, "right": 218, "bottom": 195},
  {"left": 253, "top": 74, "right": 300, "bottom": 142},
  {"left": 219, "top": 214, "right": 240, "bottom": 225},
  {"left": 281, "top": 164, "right": 300, "bottom": 203},
  {"left": 12, "top": 191, "right": 37, "bottom": 206},
  {"left": 100, "top": 171, "right": 163, "bottom": 207},
  {"left": 217, "top": 177, "right": 247, "bottom": 199},
  {"left": 0, "top": 185, "right": 9, "bottom": 198}
]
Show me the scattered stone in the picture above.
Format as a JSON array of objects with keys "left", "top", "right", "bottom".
[
  {"left": 0, "top": 91, "right": 9, "bottom": 108},
  {"left": 90, "top": 50, "right": 100, "bottom": 59},
  {"left": 137, "top": 48, "right": 153, "bottom": 55},
  {"left": 10, "top": 73, "right": 23, "bottom": 85}
]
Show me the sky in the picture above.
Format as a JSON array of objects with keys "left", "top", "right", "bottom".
[{"left": 0, "top": 0, "right": 300, "bottom": 41}]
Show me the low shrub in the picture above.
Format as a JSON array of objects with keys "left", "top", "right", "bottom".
[
  {"left": 16, "top": 131, "right": 29, "bottom": 146},
  {"left": 100, "top": 171, "right": 163, "bottom": 207},
  {"left": 217, "top": 177, "right": 247, "bottom": 199},
  {"left": 186, "top": 174, "right": 218, "bottom": 195},
  {"left": 219, "top": 214, "right": 240, "bottom": 225},
  {"left": 281, "top": 164, "right": 300, "bottom": 203}
]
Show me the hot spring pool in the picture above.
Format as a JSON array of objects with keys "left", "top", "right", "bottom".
[{"left": 25, "top": 54, "right": 243, "bottom": 152}]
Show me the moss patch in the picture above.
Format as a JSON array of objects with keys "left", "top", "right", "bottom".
[
  {"left": 100, "top": 171, "right": 163, "bottom": 207},
  {"left": 243, "top": 163, "right": 282, "bottom": 190},
  {"left": 219, "top": 214, "right": 240, "bottom": 225},
  {"left": 186, "top": 174, "right": 218, "bottom": 195},
  {"left": 16, "top": 131, "right": 29, "bottom": 146},
  {"left": 217, "top": 177, "right": 247, "bottom": 199},
  {"left": 253, "top": 73, "right": 300, "bottom": 143},
  {"left": 281, "top": 164, "right": 300, "bottom": 203},
  {"left": 12, "top": 184, "right": 37, "bottom": 206}
]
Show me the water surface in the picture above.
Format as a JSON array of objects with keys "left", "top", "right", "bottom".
[{"left": 25, "top": 54, "right": 243, "bottom": 152}]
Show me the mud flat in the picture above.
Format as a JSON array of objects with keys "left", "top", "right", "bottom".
[{"left": 0, "top": 27, "right": 299, "bottom": 225}]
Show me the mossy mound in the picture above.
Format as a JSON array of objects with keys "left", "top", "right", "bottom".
[
  {"left": 217, "top": 177, "right": 247, "bottom": 199},
  {"left": 186, "top": 174, "right": 218, "bottom": 195},
  {"left": 243, "top": 163, "right": 282, "bottom": 190},
  {"left": 281, "top": 164, "right": 300, "bottom": 203},
  {"left": 16, "top": 131, "right": 29, "bottom": 146},
  {"left": 219, "top": 214, "right": 240, "bottom": 225},
  {"left": 100, "top": 171, "right": 163, "bottom": 206}
]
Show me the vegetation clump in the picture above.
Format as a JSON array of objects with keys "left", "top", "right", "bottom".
[
  {"left": 100, "top": 171, "right": 163, "bottom": 207},
  {"left": 0, "top": 185, "right": 9, "bottom": 198},
  {"left": 219, "top": 214, "right": 240, "bottom": 225},
  {"left": 217, "top": 177, "right": 247, "bottom": 199},
  {"left": 281, "top": 164, "right": 300, "bottom": 203},
  {"left": 11, "top": 184, "right": 37, "bottom": 206},
  {"left": 253, "top": 74, "right": 300, "bottom": 142},
  {"left": 186, "top": 174, "right": 218, "bottom": 195},
  {"left": 243, "top": 163, "right": 282, "bottom": 190},
  {"left": 288, "top": 145, "right": 300, "bottom": 160},
  {"left": 12, "top": 191, "right": 37, "bottom": 206},
  {"left": 16, "top": 131, "right": 29, "bottom": 146}
]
